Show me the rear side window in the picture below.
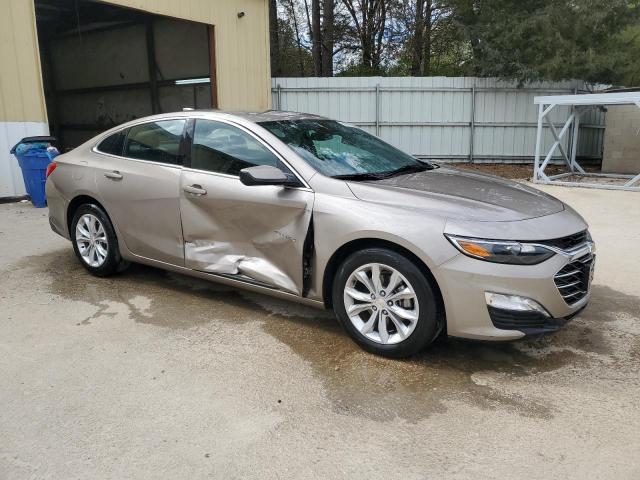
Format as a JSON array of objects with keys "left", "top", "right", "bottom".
[
  {"left": 97, "top": 130, "right": 126, "bottom": 156},
  {"left": 191, "top": 120, "right": 283, "bottom": 176},
  {"left": 123, "top": 120, "right": 186, "bottom": 165}
]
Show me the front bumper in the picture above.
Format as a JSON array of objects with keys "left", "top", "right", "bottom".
[
  {"left": 487, "top": 304, "right": 586, "bottom": 335},
  {"left": 434, "top": 245, "right": 593, "bottom": 340}
]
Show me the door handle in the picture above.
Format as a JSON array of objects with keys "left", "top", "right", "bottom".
[
  {"left": 183, "top": 184, "right": 207, "bottom": 196},
  {"left": 104, "top": 170, "right": 123, "bottom": 180}
]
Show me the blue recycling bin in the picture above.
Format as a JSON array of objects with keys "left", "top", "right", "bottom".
[{"left": 10, "top": 136, "right": 59, "bottom": 208}]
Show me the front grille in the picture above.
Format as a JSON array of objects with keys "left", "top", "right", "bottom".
[
  {"left": 524, "top": 230, "right": 588, "bottom": 250},
  {"left": 554, "top": 254, "right": 594, "bottom": 304}
]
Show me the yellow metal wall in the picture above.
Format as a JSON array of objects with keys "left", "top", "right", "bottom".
[
  {"left": 0, "top": 0, "right": 271, "bottom": 124},
  {"left": 103, "top": 0, "right": 272, "bottom": 111},
  {"left": 0, "top": 0, "right": 48, "bottom": 123}
]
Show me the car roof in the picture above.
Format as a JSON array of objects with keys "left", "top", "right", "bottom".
[
  {"left": 219, "top": 110, "right": 328, "bottom": 123},
  {"left": 92, "top": 110, "right": 329, "bottom": 141}
]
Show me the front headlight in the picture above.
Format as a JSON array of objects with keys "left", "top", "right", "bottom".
[{"left": 445, "top": 234, "right": 555, "bottom": 265}]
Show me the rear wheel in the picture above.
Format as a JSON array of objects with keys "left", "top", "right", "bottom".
[
  {"left": 71, "top": 204, "right": 128, "bottom": 276},
  {"left": 332, "top": 248, "right": 441, "bottom": 358}
]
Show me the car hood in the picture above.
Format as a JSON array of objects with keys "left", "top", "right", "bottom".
[{"left": 346, "top": 166, "right": 565, "bottom": 222}]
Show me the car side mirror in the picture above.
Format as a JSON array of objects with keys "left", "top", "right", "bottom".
[{"left": 239, "top": 165, "right": 299, "bottom": 187}]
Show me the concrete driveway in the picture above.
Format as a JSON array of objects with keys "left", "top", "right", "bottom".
[{"left": 1, "top": 184, "right": 639, "bottom": 480}]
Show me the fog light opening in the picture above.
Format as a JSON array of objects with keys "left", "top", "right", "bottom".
[{"left": 485, "top": 292, "right": 550, "bottom": 317}]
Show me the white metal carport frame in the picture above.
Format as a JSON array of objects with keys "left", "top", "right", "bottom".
[{"left": 533, "top": 92, "right": 640, "bottom": 191}]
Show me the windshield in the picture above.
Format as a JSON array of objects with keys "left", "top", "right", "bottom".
[{"left": 258, "top": 119, "right": 432, "bottom": 178}]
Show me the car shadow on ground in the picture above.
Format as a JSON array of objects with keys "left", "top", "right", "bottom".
[{"left": 22, "top": 249, "right": 640, "bottom": 423}]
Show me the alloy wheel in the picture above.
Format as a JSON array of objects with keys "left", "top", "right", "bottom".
[
  {"left": 343, "top": 262, "right": 420, "bottom": 345},
  {"left": 75, "top": 213, "right": 109, "bottom": 268}
]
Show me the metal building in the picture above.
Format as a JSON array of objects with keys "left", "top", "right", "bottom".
[{"left": 0, "top": 0, "right": 271, "bottom": 199}]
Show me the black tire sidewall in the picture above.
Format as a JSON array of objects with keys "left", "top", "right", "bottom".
[
  {"left": 332, "top": 248, "right": 441, "bottom": 358},
  {"left": 71, "top": 204, "right": 123, "bottom": 277}
]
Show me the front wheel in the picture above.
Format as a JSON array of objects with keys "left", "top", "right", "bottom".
[{"left": 332, "top": 248, "right": 442, "bottom": 358}]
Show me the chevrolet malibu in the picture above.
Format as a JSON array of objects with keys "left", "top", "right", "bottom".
[{"left": 46, "top": 111, "right": 595, "bottom": 357}]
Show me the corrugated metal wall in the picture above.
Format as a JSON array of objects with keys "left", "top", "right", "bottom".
[
  {"left": 272, "top": 77, "right": 606, "bottom": 162},
  {"left": 0, "top": 0, "right": 49, "bottom": 197},
  {"left": 0, "top": 1, "right": 48, "bottom": 124}
]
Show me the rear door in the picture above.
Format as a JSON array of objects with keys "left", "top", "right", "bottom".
[
  {"left": 179, "top": 118, "right": 313, "bottom": 295},
  {"left": 95, "top": 119, "right": 186, "bottom": 265}
]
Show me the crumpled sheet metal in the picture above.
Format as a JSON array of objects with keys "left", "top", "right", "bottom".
[
  {"left": 180, "top": 177, "right": 314, "bottom": 297},
  {"left": 184, "top": 240, "right": 299, "bottom": 294}
]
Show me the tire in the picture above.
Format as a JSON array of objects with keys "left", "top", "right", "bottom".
[
  {"left": 70, "top": 203, "right": 128, "bottom": 277},
  {"left": 332, "top": 248, "right": 442, "bottom": 358}
]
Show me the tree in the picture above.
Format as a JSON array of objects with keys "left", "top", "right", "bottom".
[
  {"left": 270, "top": 0, "right": 314, "bottom": 76},
  {"left": 383, "top": 0, "right": 468, "bottom": 77},
  {"left": 411, "top": 0, "right": 428, "bottom": 75},
  {"left": 269, "top": 0, "right": 281, "bottom": 76},
  {"left": 269, "top": 0, "right": 640, "bottom": 85},
  {"left": 618, "top": 24, "right": 640, "bottom": 86},
  {"left": 286, "top": 0, "right": 308, "bottom": 76},
  {"left": 448, "top": 0, "right": 640, "bottom": 84},
  {"left": 322, "top": 0, "right": 335, "bottom": 75},
  {"left": 392, "top": 0, "right": 459, "bottom": 76},
  {"left": 341, "top": 0, "right": 389, "bottom": 72},
  {"left": 311, "top": 0, "right": 322, "bottom": 75},
  {"left": 307, "top": 0, "right": 338, "bottom": 76},
  {"left": 406, "top": 0, "right": 445, "bottom": 75}
]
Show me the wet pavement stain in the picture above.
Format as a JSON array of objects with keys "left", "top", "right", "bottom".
[
  {"left": 512, "top": 285, "right": 640, "bottom": 369},
  {"left": 36, "top": 250, "right": 260, "bottom": 329},
  {"left": 77, "top": 301, "right": 118, "bottom": 326},
  {"left": 14, "top": 248, "right": 640, "bottom": 423}
]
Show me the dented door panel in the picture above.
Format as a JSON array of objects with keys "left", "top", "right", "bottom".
[{"left": 179, "top": 170, "right": 313, "bottom": 295}]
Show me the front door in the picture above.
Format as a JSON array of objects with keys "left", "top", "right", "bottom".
[
  {"left": 95, "top": 119, "right": 186, "bottom": 265},
  {"left": 179, "top": 119, "right": 313, "bottom": 295}
]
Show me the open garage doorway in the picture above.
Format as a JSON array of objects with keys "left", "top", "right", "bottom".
[{"left": 35, "top": 0, "right": 217, "bottom": 151}]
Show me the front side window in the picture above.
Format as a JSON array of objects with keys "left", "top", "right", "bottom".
[
  {"left": 191, "top": 120, "right": 283, "bottom": 176},
  {"left": 123, "top": 120, "right": 186, "bottom": 165},
  {"left": 258, "top": 119, "right": 433, "bottom": 178},
  {"left": 97, "top": 130, "right": 126, "bottom": 156}
]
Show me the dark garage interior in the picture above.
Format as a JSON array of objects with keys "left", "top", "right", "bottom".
[{"left": 35, "top": 0, "right": 216, "bottom": 151}]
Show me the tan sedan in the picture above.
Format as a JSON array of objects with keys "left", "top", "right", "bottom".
[{"left": 46, "top": 111, "right": 594, "bottom": 357}]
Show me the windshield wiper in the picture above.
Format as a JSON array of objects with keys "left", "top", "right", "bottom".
[
  {"left": 331, "top": 172, "right": 387, "bottom": 181},
  {"left": 331, "top": 162, "right": 433, "bottom": 181},
  {"left": 378, "top": 163, "right": 432, "bottom": 178}
]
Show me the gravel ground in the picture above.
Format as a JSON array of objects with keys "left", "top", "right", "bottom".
[
  {"left": 451, "top": 162, "right": 600, "bottom": 179},
  {"left": 1, "top": 183, "right": 639, "bottom": 480}
]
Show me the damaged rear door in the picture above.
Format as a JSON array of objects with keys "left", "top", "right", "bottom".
[{"left": 179, "top": 118, "right": 313, "bottom": 295}]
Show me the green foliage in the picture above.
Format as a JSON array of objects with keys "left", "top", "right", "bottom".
[
  {"left": 336, "top": 63, "right": 388, "bottom": 76},
  {"left": 272, "top": 0, "right": 640, "bottom": 85},
  {"left": 449, "top": 0, "right": 640, "bottom": 85},
  {"left": 617, "top": 24, "right": 640, "bottom": 86},
  {"left": 275, "top": 20, "right": 314, "bottom": 77},
  {"left": 390, "top": 6, "right": 472, "bottom": 77}
]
